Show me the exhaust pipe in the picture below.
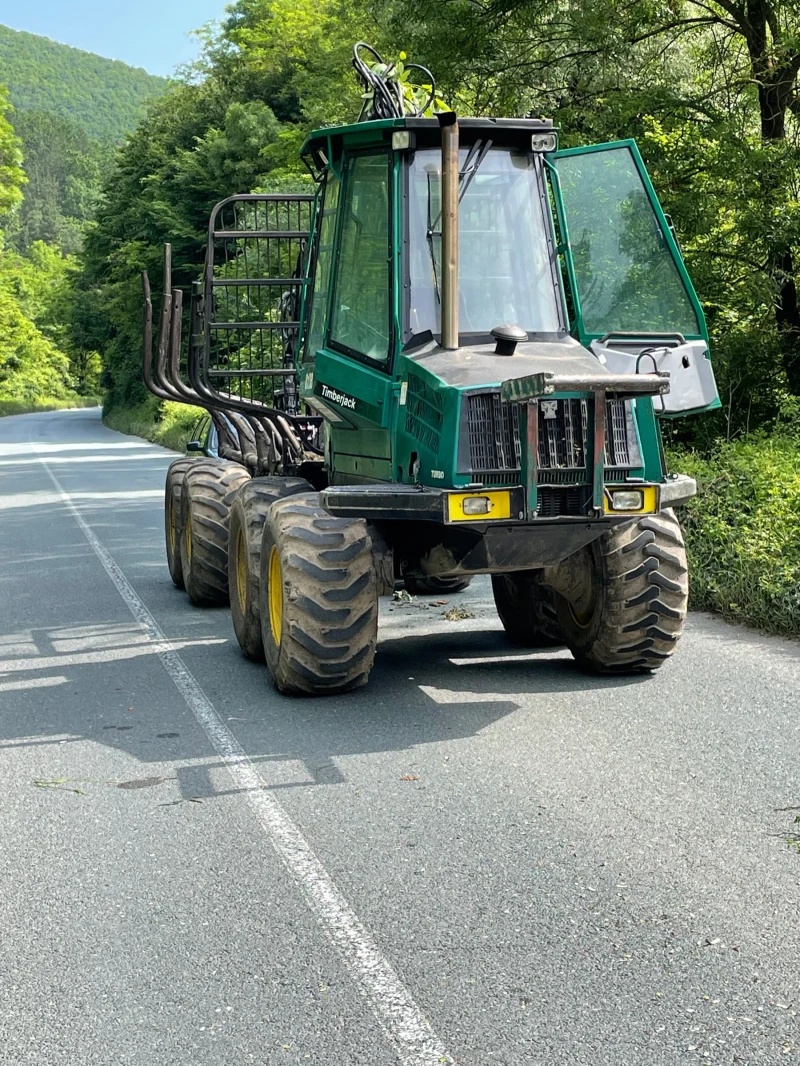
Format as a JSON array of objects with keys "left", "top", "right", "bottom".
[{"left": 439, "top": 112, "right": 459, "bottom": 350}]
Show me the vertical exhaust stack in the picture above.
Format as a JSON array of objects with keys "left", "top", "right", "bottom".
[{"left": 439, "top": 112, "right": 459, "bottom": 350}]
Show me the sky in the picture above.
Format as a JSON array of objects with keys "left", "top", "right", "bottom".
[{"left": 0, "top": 0, "right": 229, "bottom": 77}]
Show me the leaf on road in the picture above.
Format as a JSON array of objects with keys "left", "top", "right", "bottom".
[
  {"left": 400, "top": 774, "right": 419, "bottom": 781},
  {"left": 117, "top": 776, "right": 172, "bottom": 790},
  {"left": 443, "top": 606, "right": 475, "bottom": 621}
]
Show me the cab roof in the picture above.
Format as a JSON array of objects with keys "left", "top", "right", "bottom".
[{"left": 300, "top": 115, "right": 556, "bottom": 165}]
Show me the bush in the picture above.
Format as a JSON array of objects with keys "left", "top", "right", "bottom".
[
  {"left": 102, "top": 399, "right": 204, "bottom": 452},
  {"left": 672, "top": 436, "right": 800, "bottom": 635},
  {"left": 0, "top": 395, "right": 99, "bottom": 417}
]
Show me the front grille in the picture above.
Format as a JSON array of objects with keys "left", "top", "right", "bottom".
[
  {"left": 466, "top": 392, "right": 521, "bottom": 473},
  {"left": 464, "top": 393, "right": 638, "bottom": 485},
  {"left": 537, "top": 486, "right": 592, "bottom": 517},
  {"left": 537, "top": 397, "right": 632, "bottom": 469}
]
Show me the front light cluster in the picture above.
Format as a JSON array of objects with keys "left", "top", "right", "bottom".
[
  {"left": 461, "top": 495, "right": 492, "bottom": 515},
  {"left": 607, "top": 489, "right": 644, "bottom": 511}
]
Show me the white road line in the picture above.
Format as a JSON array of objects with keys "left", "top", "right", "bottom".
[{"left": 35, "top": 451, "right": 452, "bottom": 1066}]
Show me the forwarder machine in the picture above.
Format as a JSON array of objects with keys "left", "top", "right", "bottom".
[{"left": 143, "top": 46, "right": 719, "bottom": 695}]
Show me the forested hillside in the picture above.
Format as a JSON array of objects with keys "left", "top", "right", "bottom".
[
  {"left": 7, "top": 110, "right": 112, "bottom": 254},
  {"left": 0, "top": 25, "right": 166, "bottom": 410},
  {"left": 0, "top": 24, "right": 166, "bottom": 142},
  {"left": 0, "top": 87, "right": 92, "bottom": 410}
]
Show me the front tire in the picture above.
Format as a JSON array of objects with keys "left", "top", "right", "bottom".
[
  {"left": 180, "top": 459, "right": 250, "bottom": 606},
  {"left": 260, "top": 493, "right": 379, "bottom": 695},
  {"left": 548, "top": 510, "right": 689, "bottom": 673},
  {"left": 228, "top": 476, "right": 312, "bottom": 661}
]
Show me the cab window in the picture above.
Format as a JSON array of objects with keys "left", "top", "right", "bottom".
[
  {"left": 555, "top": 146, "right": 700, "bottom": 337},
  {"left": 304, "top": 173, "right": 340, "bottom": 362},
  {"left": 330, "top": 153, "right": 391, "bottom": 365}
]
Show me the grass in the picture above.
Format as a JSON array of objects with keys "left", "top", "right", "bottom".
[
  {"left": 102, "top": 400, "right": 204, "bottom": 453},
  {"left": 0, "top": 395, "right": 100, "bottom": 418},
  {"left": 671, "top": 435, "right": 800, "bottom": 636}
]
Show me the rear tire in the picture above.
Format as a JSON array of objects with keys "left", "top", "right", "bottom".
[
  {"left": 548, "top": 510, "right": 689, "bottom": 673},
  {"left": 491, "top": 572, "right": 563, "bottom": 647},
  {"left": 180, "top": 459, "right": 250, "bottom": 606},
  {"left": 228, "top": 476, "right": 312, "bottom": 661},
  {"left": 404, "top": 574, "right": 473, "bottom": 595},
  {"left": 164, "top": 457, "right": 196, "bottom": 589},
  {"left": 260, "top": 493, "right": 379, "bottom": 695}
]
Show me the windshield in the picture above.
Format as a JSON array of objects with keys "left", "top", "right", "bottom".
[{"left": 408, "top": 148, "right": 562, "bottom": 337}]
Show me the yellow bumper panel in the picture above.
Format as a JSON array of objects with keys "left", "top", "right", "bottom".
[
  {"left": 447, "top": 490, "right": 513, "bottom": 523},
  {"left": 603, "top": 485, "right": 658, "bottom": 515}
]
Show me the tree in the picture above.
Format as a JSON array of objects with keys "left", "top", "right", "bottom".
[{"left": 0, "top": 84, "right": 26, "bottom": 218}]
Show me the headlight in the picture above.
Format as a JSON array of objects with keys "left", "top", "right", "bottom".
[
  {"left": 462, "top": 495, "right": 492, "bottom": 515},
  {"left": 531, "top": 132, "right": 557, "bottom": 152},
  {"left": 608, "top": 490, "right": 644, "bottom": 511}
]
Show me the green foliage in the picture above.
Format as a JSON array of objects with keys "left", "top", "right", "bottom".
[
  {"left": 0, "top": 237, "right": 78, "bottom": 401},
  {"left": 0, "top": 23, "right": 166, "bottom": 142},
  {"left": 8, "top": 110, "right": 112, "bottom": 253},
  {"left": 82, "top": 70, "right": 315, "bottom": 409},
  {"left": 0, "top": 84, "right": 25, "bottom": 218},
  {"left": 673, "top": 437, "right": 800, "bottom": 634},
  {"left": 103, "top": 400, "right": 205, "bottom": 452},
  {"left": 0, "top": 395, "right": 98, "bottom": 418},
  {"left": 357, "top": 50, "right": 449, "bottom": 117}
]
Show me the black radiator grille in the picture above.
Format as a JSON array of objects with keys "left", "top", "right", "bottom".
[
  {"left": 465, "top": 392, "right": 521, "bottom": 475},
  {"left": 465, "top": 393, "right": 636, "bottom": 484},
  {"left": 537, "top": 486, "right": 592, "bottom": 517}
]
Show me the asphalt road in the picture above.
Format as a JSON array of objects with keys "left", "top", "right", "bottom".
[{"left": 1, "top": 407, "right": 799, "bottom": 1066}]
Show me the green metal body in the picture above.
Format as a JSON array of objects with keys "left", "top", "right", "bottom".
[{"left": 294, "top": 117, "right": 715, "bottom": 512}]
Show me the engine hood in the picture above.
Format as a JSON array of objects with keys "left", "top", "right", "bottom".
[{"left": 404, "top": 333, "right": 604, "bottom": 390}]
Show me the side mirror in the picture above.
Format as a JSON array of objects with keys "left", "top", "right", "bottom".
[{"left": 187, "top": 440, "right": 204, "bottom": 453}]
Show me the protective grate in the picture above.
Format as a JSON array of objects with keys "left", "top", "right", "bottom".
[
  {"left": 537, "top": 486, "right": 592, "bottom": 517},
  {"left": 466, "top": 392, "right": 521, "bottom": 474},
  {"left": 203, "top": 195, "right": 314, "bottom": 413},
  {"left": 465, "top": 393, "right": 635, "bottom": 484},
  {"left": 405, "top": 373, "right": 444, "bottom": 452}
]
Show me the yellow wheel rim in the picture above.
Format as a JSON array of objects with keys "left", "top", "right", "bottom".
[
  {"left": 167, "top": 494, "right": 176, "bottom": 554},
  {"left": 185, "top": 508, "right": 192, "bottom": 563},
  {"left": 268, "top": 546, "right": 283, "bottom": 646},
  {"left": 235, "top": 528, "right": 248, "bottom": 611}
]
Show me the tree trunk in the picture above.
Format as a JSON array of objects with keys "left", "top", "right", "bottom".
[
  {"left": 749, "top": 36, "right": 800, "bottom": 391},
  {"left": 773, "top": 246, "right": 800, "bottom": 393}
]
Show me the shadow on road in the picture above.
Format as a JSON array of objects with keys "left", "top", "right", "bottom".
[{"left": 0, "top": 598, "right": 649, "bottom": 803}]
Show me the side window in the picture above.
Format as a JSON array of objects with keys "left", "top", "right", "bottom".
[
  {"left": 304, "top": 173, "right": 340, "bottom": 362},
  {"left": 330, "top": 153, "right": 391, "bottom": 365},
  {"left": 190, "top": 414, "right": 209, "bottom": 443}
]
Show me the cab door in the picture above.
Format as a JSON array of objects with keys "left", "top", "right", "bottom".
[
  {"left": 552, "top": 140, "right": 720, "bottom": 416},
  {"left": 300, "top": 149, "right": 398, "bottom": 483}
]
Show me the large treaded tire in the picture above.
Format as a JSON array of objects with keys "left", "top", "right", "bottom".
[
  {"left": 260, "top": 493, "right": 379, "bottom": 695},
  {"left": 491, "top": 572, "right": 563, "bottom": 647},
  {"left": 551, "top": 510, "right": 689, "bottom": 673},
  {"left": 164, "top": 457, "right": 196, "bottom": 589},
  {"left": 404, "top": 574, "right": 473, "bottom": 595},
  {"left": 228, "top": 476, "right": 312, "bottom": 662},
  {"left": 179, "top": 459, "right": 250, "bottom": 606}
]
